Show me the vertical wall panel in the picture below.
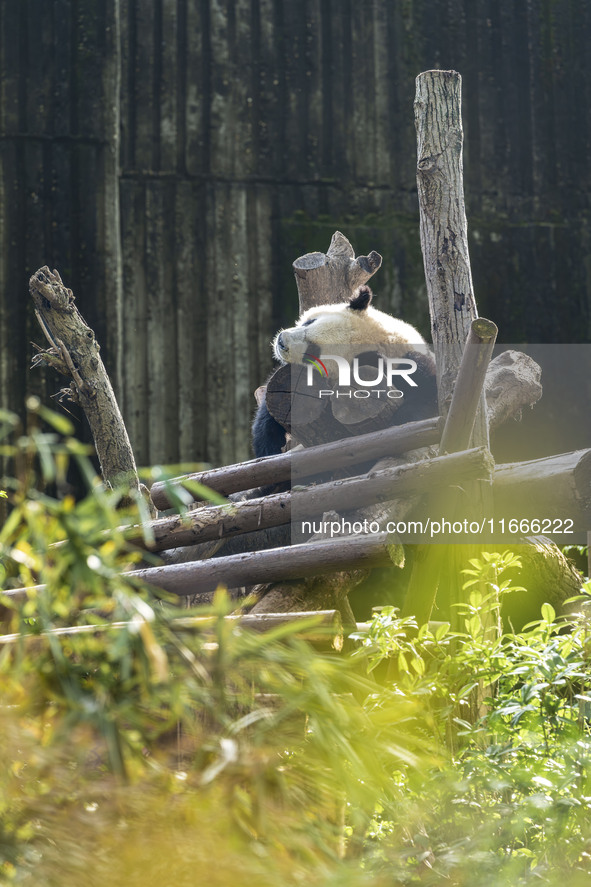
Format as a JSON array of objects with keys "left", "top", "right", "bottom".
[
  {"left": 1, "top": 0, "right": 591, "bottom": 480},
  {"left": 209, "top": 0, "right": 255, "bottom": 179},
  {"left": 23, "top": 140, "right": 49, "bottom": 405},
  {"left": 132, "top": 0, "right": 157, "bottom": 171},
  {"left": 145, "top": 181, "right": 179, "bottom": 464},
  {"left": 175, "top": 180, "right": 207, "bottom": 461},
  {"left": 159, "top": 0, "right": 179, "bottom": 172},
  {"left": 185, "top": 0, "right": 207, "bottom": 176},
  {"left": 253, "top": 0, "right": 280, "bottom": 178},
  {"left": 25, "top": 0, "right": 53, "bottom": 134},
  {"left": 121, "top": 180, "right": 149, "bottom": 465}
]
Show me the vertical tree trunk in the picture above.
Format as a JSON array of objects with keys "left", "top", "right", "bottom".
[
  {"left": 408, "top": 71, "right": 493, "bottom": 627},
  {"left": 415, "top": 70, "right": 488, "bottom": 458}
]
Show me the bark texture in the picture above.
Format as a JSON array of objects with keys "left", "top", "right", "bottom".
[
  {"left": 29, "top": 267, "right": 140, "bottom": 493},
  {"left": 293, "top": 231, "right": 382, "bottom": 312},
  {"left": 1, "top": 3, "right": 589, "bottom": 471}
]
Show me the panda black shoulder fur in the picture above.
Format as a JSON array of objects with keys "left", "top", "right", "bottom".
[{"left": 252, "top": 285, "right": 437, "bottom": 457}]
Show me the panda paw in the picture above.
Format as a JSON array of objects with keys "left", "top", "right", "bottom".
[{"left": 252, "top": 398, "right": 287, "bottom": 458}]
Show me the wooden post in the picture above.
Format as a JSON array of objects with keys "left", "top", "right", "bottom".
[
  {"left": 415, "top": 71, "right": 480, "bottom": 413},
  {"left": 29, "top": 267, "right": 145, "bottom": 499},
  {"left": 404, "top": 71, "right": 493, "bottom": 627},
  {"left": 439, "top": 319, "right": 498, "bottom": 454},
  {"left": 292, "top": 231, "right": 382, "bottom": 313},
  {"left": 136, "top": 532, "right": 396, "bottom": 597}
]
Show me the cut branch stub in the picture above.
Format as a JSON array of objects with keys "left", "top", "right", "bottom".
[
  {"left": 292, "top": 231, "right": 382, "bottom": 313},
  {"left": 30, "top": 267, "right": 143, "bottom": 496},
  {"left": 439, "top": 318, "right": 498, "bottom": 455}
]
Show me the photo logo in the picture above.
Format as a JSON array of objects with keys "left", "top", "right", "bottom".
[
  {"left": 303, "top": 354, "right": 329, "bottom": 378},
  {"left": 305, "top": 354, "right": 418, "bottom": 388}
]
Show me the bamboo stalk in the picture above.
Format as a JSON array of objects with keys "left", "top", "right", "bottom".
[{"left": 0, "top": 611, "right": 345, "bottom": 648}]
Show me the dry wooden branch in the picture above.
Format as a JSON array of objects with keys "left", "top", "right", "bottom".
[
  {"left": 495, "top": 449, "right": 591, "bottom": 528},
  {"left": 0, "top": 610, "right": 344, "bottom": 648},
  {"left": 29, "top": 267, "right": 143, "bottom": 496},
  {"left": 292, "top": 231, "right": 382, "bottom": 313},
  {"left": 150, "top": 416, "right": 441, "bottom": 507},
  {"left": 133, "top": 532, "right": 397, "bottom": 598},
  {"left": 440, "top": 318, "right": 498, "bottom": 454},
  {"left": 141, "top": 446, "right": 492, "bottom": 551}
]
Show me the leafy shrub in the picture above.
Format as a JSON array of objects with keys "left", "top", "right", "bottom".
[
  {"left": 355, "top": 554, "right": 591, "bottom": 885},
  {"left": 0, "top": 407, "right": 426, "bottom": 885},
  {"left": 1, "top": 409, "right": 591, "bottom": 886}
]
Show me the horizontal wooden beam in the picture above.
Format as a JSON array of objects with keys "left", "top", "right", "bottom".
[
  {"left": 141, "top": 445, "right": 491, "bottom": 551},
  {"left": 4, "top": 535, "right": 397, "bottom": 605},
  {"left": 150, "top": 416, "right": 441, "bottom": 508}
]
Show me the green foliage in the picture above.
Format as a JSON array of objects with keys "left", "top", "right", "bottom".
[
  {"left": 1, "top": 410, "right": 591, "bottom": 886},
  {"left": 355, "top": 553, "right": 591, "bottom": 885},
  {"left": 0, "top": 408, "right": 427, "bottom": 885}
]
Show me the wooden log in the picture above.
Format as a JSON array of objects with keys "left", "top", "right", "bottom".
[
  {"left": 415, "top": 70, "right": 480, "bottom": 410},
  {"left": 294, "top": 446, "right": 492, "bottom": 523},
  {"left": 2, "top": 533, "right": 394, "bottom": 605},
  {"left": 494, "top": 449, "right": 591, "bottom": 530},
  {"left": 292, "top": 231, "right": 382, "bottom": 313},
  {"left": 329, "top": 368, "right": 404, "bottom": 434},
  {"left": 405, "top": 71, "right": 493, "bottom": 628},
  {"left": 486, "top": 349, "right": 542, "bottom": 430},
  {"left": 439, "top": 318, "right": 498, "bottom": 454},
  {"left": 158, "top": 525, "right": 292, "bottom": 566},
  {"left": 126, "top": 533, "right": 397, "bottom": 597},
  {"left": 140, "top": 447, "right": 492, "bottom": 551},
  {"left": 29, "top": 267, "right": 143, "bottom": 496},
  {"left": 150, "top": 416, "right": 441, "bottom": 507}
]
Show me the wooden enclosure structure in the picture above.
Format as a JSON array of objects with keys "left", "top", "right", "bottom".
[
  {"left": 1, "top": 0, "right": 590, "bottom": 482},
  {"left": 11, "top": 70, "right": 587, "bottom": 635}
]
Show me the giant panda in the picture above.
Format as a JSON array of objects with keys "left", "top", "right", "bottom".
[{"left": 252, "top": 284, "right": 437, "bottom": 457}]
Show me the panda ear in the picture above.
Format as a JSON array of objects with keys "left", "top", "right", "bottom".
[{"left": 348, "top": 285, "right": 373, "bottom": 312}]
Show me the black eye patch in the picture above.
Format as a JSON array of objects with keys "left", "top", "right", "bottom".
[{"left": 301, "top": 318, "right": 316, "bottom": 327}]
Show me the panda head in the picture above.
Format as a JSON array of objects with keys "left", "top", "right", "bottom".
[{"left": 272, "top": 285, "right": 426, "bottom": 364}]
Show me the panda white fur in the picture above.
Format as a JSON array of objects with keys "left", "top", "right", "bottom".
[{"left": 252, "top": 284, "right": 437, "bottom": 457}]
